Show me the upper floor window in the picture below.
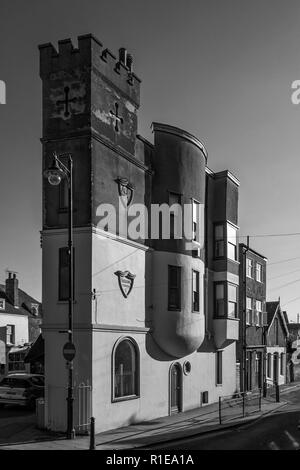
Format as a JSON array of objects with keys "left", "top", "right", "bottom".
[
  {"left": 192, "top": 270, "right": 200, "bottom": 312},
  {"left": 246, "top": 258, "right": 253, "bottom": 278},
  {"left": 169, "top": 192, "right": 181, "bottom": 239},
  {"left": 214, "top": 223, "right": 237, "bottom": 261},
  {"left": 256, "top": 263, "right": 263, "bottom": 282},
  {"left": 215, "top": 283, "right": 225, "bottom": 317},
  {"left": 246, "top": 297, "right": 252, "bottom": 325},
  {"left": 113, "top": 338, "right": 139, "bottom": 401},
  {"left": 214, "top": 224, "right": 225, "bottom": 258},
  {"left": 256, "top": 300, "right": 263, "bottom": 326},
  {"left": 192, "top": 200, "right": 201, "bottom": 242},
  {"left": 228, "top": 283, "right": 238, "bottom": 318},
  {"left": 274, "top": 317, "right": 279, "bottom": 345},
  {"left": 6, "top": 325, "right": 15, "bottom": 345},
  {"left": 227, "top": 224, "right": 237, "bottom": 261},
  {"left": 0, "top": 299, "right": 5, "bottom": 310},
  {"left": 168, "top": 265, "right": 181, "bottom": 311},
  {"left": 214, "top": 282, "right": 238, "bottom": 318}
]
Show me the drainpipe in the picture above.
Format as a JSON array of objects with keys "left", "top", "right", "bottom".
[{"left": 242, "top": 236, "right": 250, "bottom": 393}]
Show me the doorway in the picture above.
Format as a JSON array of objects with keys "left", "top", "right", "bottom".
[{"left": 170, "top": 363, "right": 182, "bottom": 414}]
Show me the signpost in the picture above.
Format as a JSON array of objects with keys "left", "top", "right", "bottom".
[{"left": 63, "top": 342, "right": 76, "bottom": 362}]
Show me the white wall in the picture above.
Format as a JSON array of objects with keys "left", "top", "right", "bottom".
[{"left": 0, "top": 314, "right": 28, "bottom": 345}]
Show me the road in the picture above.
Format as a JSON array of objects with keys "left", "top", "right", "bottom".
[
  {"left": 152, "top": 389, "right": 300, "bottom": 450},
  {"left": 0, "top": 405, "right": 39, "bottom": 445}
]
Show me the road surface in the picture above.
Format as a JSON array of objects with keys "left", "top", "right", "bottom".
[{"left": 152, "top": 388, "right": 300, "bottom": 450}]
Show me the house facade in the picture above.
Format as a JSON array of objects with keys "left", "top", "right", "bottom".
[
  {"left": 265, "top": 301, "right": 288, "bottom": 386},
  {"left": 40, "top": 34, "right": 240, "bottom": 433},
  {"left": 286, "top": 322, "right": 300, "bottom": 382},
  {"left": 237, "top": 245, "right": 268, "bottom": 392},
  {"left": 0, "top": 272, "right": 42, "bottom": 375}
]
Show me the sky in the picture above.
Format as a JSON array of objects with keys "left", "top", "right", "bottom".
[{"left": 1, "top": 0, "right": 300, "bottom": 321}]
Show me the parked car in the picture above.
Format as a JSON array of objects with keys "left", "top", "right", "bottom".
[{"left": 0, "top": 373, "right": 44, "bottom": 410}]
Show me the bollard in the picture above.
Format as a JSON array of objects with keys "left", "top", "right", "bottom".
[
  {"left": 89, "top": 416, "right": 96, "bottom": 450},
  {"left": 219, "top": 396, "right": 222, "bottom": 425},
  {"left": 275, "top": 383, "right": 280, "bottom": 403}
]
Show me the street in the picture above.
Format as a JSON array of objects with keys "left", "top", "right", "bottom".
[
  {"left": 0, "top": 405, "right": 40, "bottom": 445},
  {"left": 150, "top": 389, "right": 300, "bottom": 451}
]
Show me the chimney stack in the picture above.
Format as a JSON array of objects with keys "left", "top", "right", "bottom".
[
  {"left": 5, "top": 271, "right": 19, "bottom": 307},
  {"left": 119, "top": 47, "right": 127, "bottom": 65}
]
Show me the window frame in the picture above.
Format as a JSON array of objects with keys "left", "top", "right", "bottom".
[
  {"left": 112, "top": 337, "right": 140, "bottom": 403},
  {"left": 192, "top": 198, "right": 201, "bottom": 244},
  {"left": 246, "top": 297, "right": 252, "bottom": 325},
  {"left": 246, "top": 258, "right": 253, "bottom": 278},
  {"left": 256, "top": 263, "right": 263, "bottom": 283},
  {"left": 255, "top": 300, "right": 263, "bottom": 327},
  {"left": 192, "top": 270, "right": 200, "bottom": 312},
  {"left": 168, "top": 265, "right": 182, "bottom": 311},
  {"left": 214, "top": 223, "right": 225, "bottom": 259},
  {"left": 227, "top": 222, "right": 237, "bottom": 262},
  {"left": 214, "top": 282, "right": 238, "bottom": 319}
]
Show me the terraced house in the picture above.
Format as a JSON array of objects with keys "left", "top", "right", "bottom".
[{"left": 40, "top": 33, "right": 241, "bottom": 433}]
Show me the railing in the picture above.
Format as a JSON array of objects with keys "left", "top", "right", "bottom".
[
  {"left": 47, "top": 382, "right": 92, "bottom": 434},
  {"left": 218, "top": 389, "right": 262, "bottom": 424}
]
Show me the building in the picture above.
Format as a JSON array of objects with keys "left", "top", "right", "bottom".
[
  {"left": 237, "top": 245, "right": 268, "bottom": 392},
  {"left": 286, "top": 322, "right": 300, "bottom": 383},
  {"left": 265, "top": 301, "right": 288, "bottom": 386},
  {"left": 40, "top": 34, "right": 240, "bottom": 433},
  {"left": 0, "top": 271, "right": 42, "bottom": 375}
]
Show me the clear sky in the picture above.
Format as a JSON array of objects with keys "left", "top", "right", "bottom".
[{"left": 1, "top": 0, "right": 300, "bottom": 321}]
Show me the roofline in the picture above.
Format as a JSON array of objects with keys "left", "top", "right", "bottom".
[
  {"left": 151, "top": 122, "right": 208, "bottom": 161},
  {"left": 266, "top": 302, "right": 289, "bottom": 336},
  {"left": 239, "top": 243, "right": 268, "bottom": 261}
]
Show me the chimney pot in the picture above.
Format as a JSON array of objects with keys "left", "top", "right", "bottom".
[{"left": 119, "top": 47, "right": 127, "bottom": 64}]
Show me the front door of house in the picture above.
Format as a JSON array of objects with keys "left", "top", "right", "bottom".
[{"left": 170, "top": 364, "right": 182, "bottom": 414}]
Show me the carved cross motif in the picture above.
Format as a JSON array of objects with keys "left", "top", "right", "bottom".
[
  {"left": 56, "top": 86, "right": 77, "bottom": 117},
  {"left": 110, "top": 102, "right": 123, "bottom": 132}
]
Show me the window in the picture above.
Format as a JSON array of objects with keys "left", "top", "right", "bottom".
[
  {"left": 215, "top": 283, "right": 225, "bottom": 317},
  {"left": 0, "top": 299, "right": 5, "bottom": 310},
  {"left": 280, "top": 353, "right": 284, "bottom": 375},
  {"left": 192, "top": 200, "right": 200, "bottom": 242},
  {"left": 267, "top": 353, "right": 272, "bottom": 378},
  {"left": 8, "top": 351, "right": 26, "bottom": 371},
  {"left": 256, "top": 300, "right": 262, "bottom": 326},
  {"left": 256, "top": 263, "right": 262, "bottom": 282},
  {"left": 168, "top": 266, "right": 181, "bottom": 310},
  {"left": 6, "top": 325, "right": 15, "bottom": 345},
  {"left": 192, "top": 270, "right": 200, "bottom": 312},
  {"left": 214, "top": 224, "right": 225, "bottom": 258},
  {"left": 227, "top": 223, "right": 237, "bottom": 261},
  {"left": 113, "top": 338, "right": 139, "bottom": 400},
  {"left": 59, "top": 247, "right": 75, "bottom": 301},
  {"left": 169, "top": 192, "right": 181, "bottom": 239},
  {"left": 246, "top": 258, "right": 253, "bottom": 278},
  {"left": 228, "top": 283, "right": 237, "bottom": 318},
  {"left": 274, "top": 317, "right": 279, "bottom": 345},
  {"left": 216, "top": 351, "right": 223, "bottom": 385},
  {"left": 246, "top": 297, "right": 252, "bottom": 325}
]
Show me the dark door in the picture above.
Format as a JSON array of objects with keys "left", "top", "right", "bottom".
[
  {"left": 170, "top": 364, "right": 182, "bottom": 414},
  {"left": 273, "top": 354, "right": 278, "bottom": 384}
]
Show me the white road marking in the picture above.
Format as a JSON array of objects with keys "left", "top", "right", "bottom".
[
  {"left": 284, "top": 430, "right": 300, "bottom": 449},
  {"left": 269, "top": 441, "right": 279, "bottom": 450}
]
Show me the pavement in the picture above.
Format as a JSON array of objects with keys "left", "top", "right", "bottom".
[{"left": 0, "top": 381, "right": 299, "bottom": 451}]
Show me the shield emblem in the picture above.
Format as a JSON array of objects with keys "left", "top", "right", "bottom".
[
  {"left": 114, "top": 270, "right": 136, "bottom": 298},
  {"left": 116, "top": 178, "right": 134, "bottom": 207}
]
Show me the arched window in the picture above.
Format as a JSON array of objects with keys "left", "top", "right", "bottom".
[{"left": 113, "top": 338, "right": 139, "bottom": 401}]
